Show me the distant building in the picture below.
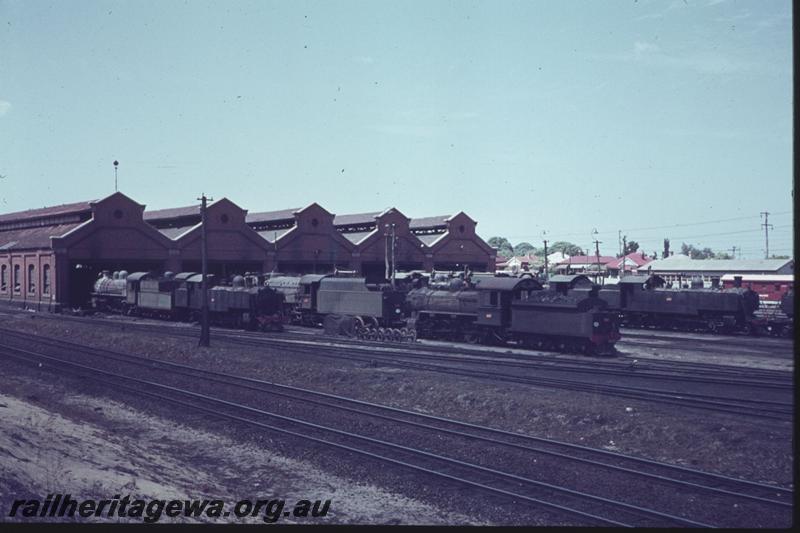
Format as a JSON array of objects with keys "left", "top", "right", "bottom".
[
  {"left": 545, "top": 251, "right": 569, "bottom": 266},
  {"left": 499, "top": 254, "right": 543, "bottom": 273},
  {"left": 605, "top": 252, "right": 654, "bottom": 277},
  {"left": 555, "top": 254, "right": 617, "bottom": 275},
  {"left": 642, "top": 255, "right": 794, "bottom": 286},
  {"left": 720, "top": 273, "right": 793, "bottom": 305}
]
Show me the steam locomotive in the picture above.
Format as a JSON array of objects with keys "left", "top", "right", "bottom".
[
  {"left": 267, "top": 271, "right": 621, "bottom": 354},
  {"left": 91, "top": 270, "right": 284, "bottom": 331},
  {"left": 406, "top": 273, "right": 620, "bottom": 354},
  {"left": 598, "top": 274, "right": 761, "bottom": 334}
]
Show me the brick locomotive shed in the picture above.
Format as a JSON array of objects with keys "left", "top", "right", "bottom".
[{"left": 0, "top": 192, "right": 496, "bottom": 310}]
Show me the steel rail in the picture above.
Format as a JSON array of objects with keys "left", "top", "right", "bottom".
[
  {"left": 1, "top": 346, "right": 718, "bottom": 528},
  {"left": 2, "top": 328, "right": 789, "bottom": 507},
  {"left": 0, "top": 324, "right": 791, "bottom": 419}
]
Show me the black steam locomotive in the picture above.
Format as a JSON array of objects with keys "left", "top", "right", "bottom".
[
  {"left": 598, "top": 274, "right": 761, "bottom": 334},
  {"left": 267, "top": 271, "right": 620, "bottom": 354},
  {"left": 406, "top": 273, "right": 619, "bottom": 354},
  {"left": 91, "top": 270, "right": 284, "bottom": 331}
]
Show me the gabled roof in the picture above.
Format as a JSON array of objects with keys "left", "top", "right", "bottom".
[
  {"left": 606, "top": 252, "right": 653, "bottom": 269},
  {"left": 256, "top": 227, "right": 294, "bottom": 243},
  {"left": 341, "top": 230, "right": 375, "bottom": 244},
  {"left": 0, "top": 200, "right": 96, "bottom": 223},
  {"left": 158, "top": 225, "right": 199, "bottom": 240},
  {"left": 246, "top": 208, "right": 301, "bottom": 224},
  {"left": 410, "top": 215, "right": 450, "bottom": 229},
  {"left": 416, "top": 233, "right": 447, "bottom": 246},
  {"left": 333, "top": 211, "right": 381, "bottom": 226},
  {"left": 143, "top": 204, "right": 200, "bottom": 221},
  {"left": 0, "top": 223, "right": 84, "bottom": 250}
]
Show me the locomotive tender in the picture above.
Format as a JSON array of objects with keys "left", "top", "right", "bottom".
[{"left": 265, "top": 274, "right": 408, "bottom": 336}]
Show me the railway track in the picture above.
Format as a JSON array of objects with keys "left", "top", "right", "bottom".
[
  {"left": 0, "top": 320, "right": 793, "bottom": 423},
  {"left": 0, "top": 332, "right": 792, "bottom": 527},
  {"left": 4, "top": 307, "right": 793, "bottom": 383},
  {"left": 620, "top": 327, "right": 794, "bottom": 349}
]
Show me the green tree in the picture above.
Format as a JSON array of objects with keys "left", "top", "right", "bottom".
[
  {"left": 550, "top": 241, "right": 584, "bottom": 256},
  {"left": 513, "top": 242, "right": 536, "bottom": 256},
  {"left": 680, "top": 243, "right": 716, "bottom": 259},
  {"left": 715, "top": 251, "right": 733, "bottom": 260},
  {"left": 662, "top": 238, "right": 670, "bottom": 259},
  {"left": 488, "top": 236, "right": 514, "bottom": 258},
  {"left": 623, "top": 240, "right": 640, "bottom": 255}
]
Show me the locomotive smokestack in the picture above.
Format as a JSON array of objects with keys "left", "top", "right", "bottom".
[{"left": 733, "top": 275, "right": 742, "bottom": 288}]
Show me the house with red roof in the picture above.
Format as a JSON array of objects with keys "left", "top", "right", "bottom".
[
  {"left": 555, "top": 254, "right": 618, "bottom": 275},
  {"left": 605, "top": 252, "right": 654, "bottom": 277}
]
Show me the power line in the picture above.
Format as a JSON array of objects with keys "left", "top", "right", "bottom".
[
  {"left": 620, "top": 211, "right": 792, "bottom": 233},
  {"left": 501, "top": 210, "right": 793, "bottom": 240}
]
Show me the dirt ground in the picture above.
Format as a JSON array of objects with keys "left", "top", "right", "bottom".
[
  {"left": 0, "top": 378, "right": 481, "bottom": 525},
  {"left": 0, "top": 312, "right": 794, "bottom": 525}
]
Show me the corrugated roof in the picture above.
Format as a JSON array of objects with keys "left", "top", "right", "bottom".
[
  {"left": 333, "top": 211, "right": 381, "bottom": 226},
  {"left": 644, "top": 255, "right": 793, "bottom": 273},
  {"left": 246, "top": 208, "right": 300, "bottom": 224},
  {"left": 158, "top": 225, "right": 198, "bottom": 240},
  {"left": 410, "top": 215, "right": 449, "bottom": 229},
  {"left": 341, "top": 230, "right": 375, "bottom": 244},
  {"left": 0, "top": 200, "right": 95, "bottom": 223},
  {"left": 0, "top": 223, "right": 84, "bottom": 250},
  {"left": 143, "top": 204, "right": 201, "bottom": 221},
  {"left": 416, "top": 233, "right": 446, "bottom": 246},
  {"left": 256, "top": 227, "right": 293, "bottom": 243}
]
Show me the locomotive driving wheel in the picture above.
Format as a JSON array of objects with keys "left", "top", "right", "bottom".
[{"left": 464, "top": 332, "right": 481, "bottom": 345}]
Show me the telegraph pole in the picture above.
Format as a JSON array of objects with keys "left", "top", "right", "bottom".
[
  {"left": 390, "top": 223, "right": 396, "bottom": 288},
  {"left": 729, "top": 246, "right": 738, "bottom": 259},
  {"left": 618, "top": 230, "right": 622, "bottom": 258},
  {"left": 591, "top": 228, "right": 601, "bottom": 284},
  {"left": 198, "top": 193, "right": 212, "bottom": 347},
  {"left": 113, "top": 160, "right": 119, "bottom": 192},
  {"left": 594, "top": 238, "right": 602, "bottom": 284},
  {"left": 760, "top": 211, "right": 773, "bottom": 259},
  {"left": 384, "top": 224, "right": 390, "bottom": 281},
  {"left": 542, "top": 236, "right": 549, "bottom": 283}
]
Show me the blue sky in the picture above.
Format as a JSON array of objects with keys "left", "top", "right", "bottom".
[{"left": 0, "top": 0, "right": 793, "bottom": 258}]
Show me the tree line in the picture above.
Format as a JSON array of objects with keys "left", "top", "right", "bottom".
[{"left": 488, "top": 236, "right": 785, "bottom": 261}]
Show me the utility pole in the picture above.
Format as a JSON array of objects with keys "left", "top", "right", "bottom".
[
  {"left": 618, "top": 230, "right": 622, "bottom": 258},
  {"left": 384, "top": 224, "right": 390, "bottom": 281},
  {"left": 542, "top": 235, "right": 549, "bottom": 283},
  {"left": 729, "top": 246, "right": 738, "bottom": 259},
  {"left": 272, "top": 231, "right": 278, "bottom": 275},
  {"left": 593, "top": 241, "right": 602, "bottom": 284},
  {"left": 592, "top": 228, "right": 601, "bottom": 284},
  {"left": 390, "top": 223, "right": 396, "bottom": 288},
  {"left": 198, "top": 193, "right": 213, "bottom": 347},
  {"left": 760, "top": 211, "right": 773, "bottom": 259},
  {"left": 113, "top": 160, "right": 119, "bottom": 192}
]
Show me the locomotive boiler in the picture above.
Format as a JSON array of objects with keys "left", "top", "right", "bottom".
[{"left": 599, "top": 274, "right": 760, "bottom": 333}]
